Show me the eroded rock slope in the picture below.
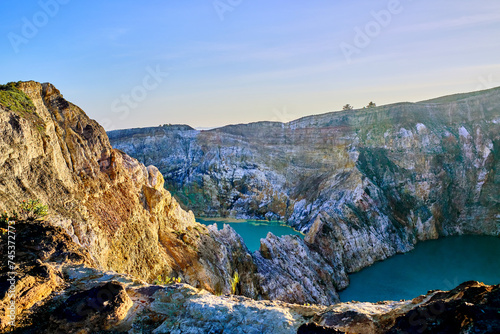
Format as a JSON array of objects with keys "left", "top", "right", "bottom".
[{"left": 0, "top": 81, "right": 249, "bottom": 293}]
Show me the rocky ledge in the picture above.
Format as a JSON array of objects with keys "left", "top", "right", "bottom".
[{"left": 1, "top": 220, "right": 499, "bottom": 334}]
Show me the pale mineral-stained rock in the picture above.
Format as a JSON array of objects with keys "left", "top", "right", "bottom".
[{"left": 253, "top": 232, "right": 343, "bottom": 304}]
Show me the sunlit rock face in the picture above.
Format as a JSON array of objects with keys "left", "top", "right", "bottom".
[
  {"left": 0, "top": 82, "right": 249, "bottom": 294},
  {"left": 109, "top": 87, "right": 500, "bottom": 276},
  {"left": 0, "top": 81, "right": 232, "bottom": 288}
]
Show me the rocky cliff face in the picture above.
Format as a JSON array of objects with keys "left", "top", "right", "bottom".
[
  {"left": 109, "top": 87, "right": 500, "bottom": 280},
  {"left": 0, "top": 81, "right": 243, "bottom": 290},
  {"left": 0, "top": 81, "right": 344, "bottom": 309}
]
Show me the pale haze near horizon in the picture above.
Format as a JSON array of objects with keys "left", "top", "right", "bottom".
[{"left": 1, "top": 0, "right": 499, "bottom": 130}]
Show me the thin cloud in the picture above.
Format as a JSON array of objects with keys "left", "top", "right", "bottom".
[
  {"left": 101, "top": 28, "right": 130, "bottom": 41},
  {"left": 235, "top": 61, "right": 346, "bottom": 83},
  {"left": 397, "top": 13, "right": 500, "bottom": 33}
]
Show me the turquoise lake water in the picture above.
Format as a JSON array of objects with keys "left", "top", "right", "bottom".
[
  {"left": 195, "top": 219, "right": 500, "bottom": 303},
  {"left": 339, "top": 235, "right": 500, "bottom": 302},
  {"left": 197, "top": 217, "right": 304, "bottom": 252}
]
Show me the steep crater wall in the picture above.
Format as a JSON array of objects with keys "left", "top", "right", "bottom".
[{"left": 109, "top": 87, "right": 500, "bottom": 278}]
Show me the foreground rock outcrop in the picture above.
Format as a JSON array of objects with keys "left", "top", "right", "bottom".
[
  {"left": 2, "top": 220, "right": 499, "bottom": 333},
  {"left": 109, "top": 86, "right": 500, "bottom": 289}
]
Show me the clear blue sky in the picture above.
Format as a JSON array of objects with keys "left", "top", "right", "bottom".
[{"left": 1, "top": 0, "right": 499, "bottom": 130}]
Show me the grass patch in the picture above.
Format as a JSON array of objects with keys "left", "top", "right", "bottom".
[
  {"left": 0, "top": 82, "right": 36, "bottom": 114},
  {"left": 153, "top": 275, "right": 181, "bottom": 285},
  {"left": 230, "top": 271, "right": 240, "bottom": 295},
  {"left": 0, "top": 82, "right": 46, "bottom": 135}
]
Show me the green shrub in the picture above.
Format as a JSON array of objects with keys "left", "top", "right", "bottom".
[
  {"left": 0, "top": 83, "right": 36, "bottom": 114},
  {"left": 19, "top": 199, "right": 48, "bottom": 222},
  {"left": 153, "top": 275, "right": 181, "bottom": 285},
  {"left": 230, "top": 272, "right": 240, "bottom": 295},
  {"left": 1, "top": 211, "right": 10, "bottom": 231},
  {"left": 0, "top": 199, "right": 47, "bottom": 231},
  {"left": 0, "top": 210, "right": 18, "bottom": 231}
]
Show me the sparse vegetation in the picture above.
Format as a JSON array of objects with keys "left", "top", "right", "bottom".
[
  {"left": 0, "top": 82, "right": 36, "bottom": 113},
  {"left": 153, "top": 275, "right": 182, "bottom": 285},
  {"left": 193, "top": 224, "right": 206, "bottom": 234},
  {"left": 19, "top": 199, "right": 48, "bottom": 222},
  {"left": 1, "top": 199, "right": 47, "bottom": 231},
  {"left": 0, "top": 210, "right": 16, "bottom": 232},
  {"left": 230, "top": 271, "right": 240, "bottom": 295},
  {"left": 366, "top": 101, "right": 376, "bottom": 108},
  {"left": 342, "top": 104, "right": 354, "bottom": 110},
  {"left": 0, "top": 82, "right": 46, "bottom": 136}
]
